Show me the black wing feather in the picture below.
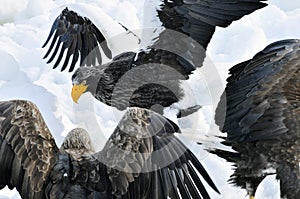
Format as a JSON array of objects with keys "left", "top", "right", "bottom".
[
  {"left": 43, "top": 7, "right": 112, "bottom": 72},
  {"left": 44, "top": 1, "right": 266, "bottom": 75},
  {"left": 212, "top": 39, "right": 300, "bottom": 197},
  {"left": 216, "top": 39, "right": 300, "bottom": 142},
  {"left": 139, "top": 0, "right": 268, "bottom": 76}
]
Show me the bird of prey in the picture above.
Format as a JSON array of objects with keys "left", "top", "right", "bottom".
[
  {"left": 42, "top": 1, "right": 267, "bottom": 117},
  {"left": 212, "top": 39, "right": 300, "bottom": 198},
  {"left": 0, "top": 99, "right": 219, "bottom": 198}
]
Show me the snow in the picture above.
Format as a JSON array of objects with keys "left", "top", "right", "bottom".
[
  {"left": 0, "top": 0, "right": 299, "bottom": 198},
  {"left": 0, "top": 0, "right": 27, "bottom": 24}
]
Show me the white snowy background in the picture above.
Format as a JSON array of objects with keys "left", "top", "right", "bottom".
[{"left": 0, "top": 0, "right": 300, "bottom": 198}]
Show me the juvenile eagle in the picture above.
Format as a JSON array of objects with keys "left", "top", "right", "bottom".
[{"left": 0, "top": 100, "right": 219, "bottom": 198}]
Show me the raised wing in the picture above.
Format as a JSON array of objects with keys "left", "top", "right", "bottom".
[
  {"left": 95, "top": 107, "right": 219, "bottom": 198},
  {"left": 44, "top": 1, "right": 267, "bottom": 74},
  {"left": 215, "top": 39, "right": 300, "bottom": 142},
  {"left": 139, "top": 0, "right": 268, "bottom": 76},
  {"left": 156, "top": 0, "right": 267, "bottom": 49},
  {"left": 0, "top": 100, "right": 59, "bottom": 199},
  {"left": 42, "top": 7, "right": 112, "bottom": 72}
]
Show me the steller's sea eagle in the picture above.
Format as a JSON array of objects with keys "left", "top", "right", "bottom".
[
  {"left": 42, "top": 0, "right": 267, "bottom": 117},
  {"left": 0, "top": 99, "right": 219, "bottom": 198},
  {"left": 212, "top": 39, "right": 300, "bottom": 199}
]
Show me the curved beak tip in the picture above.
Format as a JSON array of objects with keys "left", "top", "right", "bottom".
[
  {"left": 73, "top": 99, "right": 78, "bottom": 104},
  {"left": 71, "top": 83, "right": 88, "bottom": 104}
]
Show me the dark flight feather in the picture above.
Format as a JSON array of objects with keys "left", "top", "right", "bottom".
[
  {"left": 213, "top": 39, "right": 300, "bottom": 198},
  {"left": 43, "top": 7, "right": 112, "bottom": 72},
  {"left": 0, "top": 100, "right": 218, "bottom": 198},
  {"left": 43, "top": 1, "right": 267, "bottom": 116}
]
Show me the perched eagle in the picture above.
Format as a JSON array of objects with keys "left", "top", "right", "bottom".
[
  {"left": 42, "top": 0, "right": 267, "bottom": 117},
  {"left": 212, "top": 39, "right": 300, "bottom": 198},
  {"left": 0, "top": 100, "right": 219, "bottom": 198}
]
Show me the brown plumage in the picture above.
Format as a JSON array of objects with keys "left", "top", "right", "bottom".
[
  {"left": 212, "top": 39, "right": 300, "bottom": 198},
  {"left": 0, "top": 100, "right": 219, "bottom": 198}
]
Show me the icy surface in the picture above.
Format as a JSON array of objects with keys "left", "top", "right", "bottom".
[{"left": 0, "top": 0, "right": 299, "bottom": 198}]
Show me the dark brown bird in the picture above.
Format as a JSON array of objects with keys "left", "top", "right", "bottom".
[
  {"left": 212, "top": 39, "right": 300, "bottom": 199},
  {"left": 42, "top": 1, "right": 267, "bottom": 117},
  {"left": 0, "top": 99, "right": 219, "bottom": 198}
]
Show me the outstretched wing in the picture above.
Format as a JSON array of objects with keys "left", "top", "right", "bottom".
[
  {"left": 215, "top": 39, "right": 300, "bottom": 142},
  {"left": 0, "top": 100, "right": 59, "bottom": 199},
  {"left": 156, "top": 0, "right": 267, "bottom": 49},
  {"left": 93, "top": 107, "right": 219, "bottom": 198},
  {"left": 44, "top": 1, "right": 267, "bottom": 74},
  {"left": 42, "top": 7, "right": 112, "bottom": 72},
  {"left": 136, "top": 0, "right": 268, "bottom": 77}
]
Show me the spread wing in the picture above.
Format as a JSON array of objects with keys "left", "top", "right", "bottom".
[
  {"left": 0, "top": 100, "right": 59, "bottom": 199},
  {"left": 156, "top": 0, "right": 267, "bottom": 50},
  {"left": 215, "top": 39, "right": 300, "bottom": 142},
  {"left": 90, "top": 107, "right": 219, "bottom": 198},
  {"left": 135, "top": 0, "right": 268, "bottom": 77},
  {"left": 43, "top": 1, "right": 267, "bottom": 74},
  {"left": 42, "top": 7, "right": 112, "bottom": 72}
]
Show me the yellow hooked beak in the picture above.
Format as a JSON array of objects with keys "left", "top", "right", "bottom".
[
  {"left": 71, "top": 83, "right": 88, "bottom": 104},
  {"left": 250, "top": 196, "right": 255, "bottom": 199}
]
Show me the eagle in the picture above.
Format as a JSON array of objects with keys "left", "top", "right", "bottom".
[
  {"left": 0, "top": 99, "right": 219, "bottom": 198},
  {"left": 42, "top": 0, "right": 267, "bottom": 117},
  {"left": 211, "top": 39, "right": 300, "bottom": 198}
]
